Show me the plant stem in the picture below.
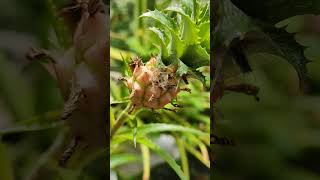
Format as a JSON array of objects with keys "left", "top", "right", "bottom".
[{"left": 110, "top": 103, "right": 134, "bottom": 139}]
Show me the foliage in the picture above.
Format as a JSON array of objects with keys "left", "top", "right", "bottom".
[{"left": 110, "top": 0, "right": 210, "bottom": 179}]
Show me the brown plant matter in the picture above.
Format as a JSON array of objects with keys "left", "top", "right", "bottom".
[
  {"left": 122, "top": 57, "right": 190, "bottom": 110},
  {"left": 27, "top": 0, "right": 108, "bottom": 168}
]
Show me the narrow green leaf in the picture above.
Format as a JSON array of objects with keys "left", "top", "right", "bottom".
[
  {"left": 0, "top": 121, "right": 64, "bottom": 136},
  {"left": 111, "top": 134, "right": 187, "bottom": 180},
  {"left": 137, "top": 137, "right": 187, "bottom": 180},
  {"left": 121, "top": 53, "right": 132, "bottom": 76},
  {"left": 110, "top": 153, "right": 141, "bottom": 169},
  {"left": 140, "top": 144, "right": 150, "bottom": 180},
  {"left": 176, "top": 138, "right": 190, "bottom": 180},
  {"left": 120, "top": 123, "right": 207, "bottom": 136},
  {"left": 185, "top": 143, "right": 210, "bottom": 168}
]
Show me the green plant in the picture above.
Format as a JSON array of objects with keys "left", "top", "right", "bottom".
[{"left": 110, "top": 0, "right": 210, "bottom": 179}]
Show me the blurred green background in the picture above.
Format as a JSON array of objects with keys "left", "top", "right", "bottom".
[{"left": 213, "top": 2, "right": 320, "bottom": 180}]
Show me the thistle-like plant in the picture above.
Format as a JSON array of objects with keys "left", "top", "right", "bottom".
[{"left": 110, "top": 0, "right": 210, "bottom": 179}]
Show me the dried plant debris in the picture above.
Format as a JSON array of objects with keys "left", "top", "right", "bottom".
[{"left": 27, "top": 0, "right": 108, "bottom": 167}]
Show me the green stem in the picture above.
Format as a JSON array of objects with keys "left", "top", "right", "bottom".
[
  {"left": 176, "top": 138, "right": 190, "bottom": 180},
  {"left": 110, "top": 103, "right": 134, "bottom": 139}
]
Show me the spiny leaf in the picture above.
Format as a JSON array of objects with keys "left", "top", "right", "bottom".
[
  {"left": 187, "top": 69, "right": 206, "bottom": 87},
  {"left": 199, "top": 21, "right": 210, "bottom": 50},
  {"left": 176, "top": 60, "right": 190, "bottom": 77},
  {"left": 181, "top": 0, "right": 196, "bottom": 20},
  {"left": 140, "top": 10, "right": 178, "bottom": 32},
  {"left": 148, "top": 27, "right": 169, "bottom": 59},
  {"left": 230, "top": 0, "right": 320, "bottom": 24},
  {"left": 166, "top": 6, "right": 199, "bottom": 45},
  {"left": 168, "top": 30, "right": 185, "bottom": 62},
  {"left": 176, "top": 61, "right": 206, "bottom": 87},
  {"left": 198, "top": 1, "right": 209, "bottom": 24},
  {"left": 180, "top": 45, "right": 210, "bottom": 69},
  {"left": 268, "top": 29, "right": 309, "bottom": 90}
]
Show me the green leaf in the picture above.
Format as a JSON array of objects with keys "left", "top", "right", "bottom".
[
  {"left": 176, "top": 138, "right": 190, "bottom": 180},
  {"left": 187, "top": 69, "right": 206, "bottom": 87},
  {"left": 185, "top": 142, "right": 210, "bottom": 168},
  {"left": 166, "top": 6, "right": 199, "bottom": 45},
  {"left": 180, "top": 45, "right": 210, "bottom": 69},
  {"left": 168, "top": 31, "right": 185, "bottom": 61},
  {"left": 140, "top": 10, "right": 185, "bottom": 62},
  {"left": 181, "top": 0, "right": 196, "bottom": 19},
  {"left": 198, "top": 1, "right": 209, "bottom": 24},
  {"left": 111, "top": 134, "right": 187, "bottom": 179},
  {"left": 110, "top": 153, "right": 141, "bottom": 169},
  {"left": 269, "top": 29, "right": 308, "bottom": 90},
  {"left": 199, "top": 21, "right": 210, "bottom": 50},
  {"left": 199, "top": 21, "right": 210, "bottom": 43},
  {"left": 176, "top": 60, "right": 190, "bottom": 77},
  {"left": 0, "top": 121, "right": 64, "bottom": 136},
  {"left": 148, "top": 27, "right": 169, "bottom": 58},
  {"left": 137, "top": 137, "right": 187, "bottom": 180},
  {"left": 176, "top": 61, "right": 206, "bottom": 86},
  {"left": 140, "top": 10, "right": 178, "bottom": 32},
  {"left": 121, "top": 53, "right": 132, "bottom": 76},
  {"left": 140, "top": 144, "right": 150, "bottom": 180},
  {"left": 275, "top": 15, "right": 307, "bottom": 33},
  {"left": 120, "top": 123, "right": 207, "bottom": 136},
  {"left": 236, "top": 30, "right": 308, "bottom": 90}
]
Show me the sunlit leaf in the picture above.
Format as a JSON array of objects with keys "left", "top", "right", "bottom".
[
  {"left": 140, "top": 10, "right": 178, "bottom": 32},
  {"left": 120, "top": 123, "right": 207, "bottom": 136},
  {"left": 110, "top": 153, "right": 141, "bottom": 169},
  {"left": 166, "top": 6, "right": 199, "bottom": 45}
]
